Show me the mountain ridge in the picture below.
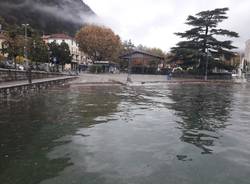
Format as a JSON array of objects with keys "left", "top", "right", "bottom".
[{"left": 0, "top": 0, "right": 96, "bottom": 35}]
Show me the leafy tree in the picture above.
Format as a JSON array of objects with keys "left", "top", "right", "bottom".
[
  {"left": 0, "top": 16, "right": 21, "bottom": 34},
  {"left": 76, "top": 25, "right": 122, "bottom": 61},
  {"left": 29, "top": 36, "right": 49, "bottom": 67},
  {"left": 48, "top": 41, "right": 72, "bottom": 71},
  {"left": 148, "top": 48, "right": 166, "bottom": 58},
  {"left": 171, "top": 8, "right": 239, "bottom": 72},
  {"left": 0, "top": 54, "right": 4, "bottom": 61},
  {"left": 1, "top": 21, "right": 42, "bottom": 66},
  {"left": 59, "top": 41, "right": 72, "bottom": 70},
  {"left": 121, "top": 40, "right": 135, "bottom": 54},
  {"left": 2, "top": 29, "right": 25, "bottom": 68},
  {"left": 48, "top": 41, "right": 60, "bottom": 71}
]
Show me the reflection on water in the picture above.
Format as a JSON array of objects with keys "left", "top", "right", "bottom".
[
  {"left": 0, "top": 86, "right": 121, "bottom": 184},
  {"left": 167, "top": 84, "right": 233, "bottom": 154},
  {"left": 1, "top": 83, "right": 250, "bottom": 184}
]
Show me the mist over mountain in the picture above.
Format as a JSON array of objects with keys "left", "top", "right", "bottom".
[{"left": 0, "top": 0, "right": 96, "bottom": 35}]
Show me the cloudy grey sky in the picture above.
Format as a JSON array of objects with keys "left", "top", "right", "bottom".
[{"left": 84, "top": 0, "right": 250, "bottom": 52}]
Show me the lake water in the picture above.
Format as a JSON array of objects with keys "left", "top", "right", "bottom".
[{"left": 1, "top": 82, "right": 250, "bottom": 184}]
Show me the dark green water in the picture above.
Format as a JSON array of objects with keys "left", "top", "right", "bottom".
[{"left": 1, "top": 83, "right": 250, "bottom": 184}]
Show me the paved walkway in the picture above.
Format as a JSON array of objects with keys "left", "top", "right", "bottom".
[
  {"left": 71, "top": 73, "right": 171, "bottom": 84},
  {"left": 0, "top": 74, "right": 239, "bottom": 89},
  {"left": 0, "top": 76, "right": 77, "bottom": 89},
  {"left": 70, "top": 73, "right": 218, "bottom": 85}
]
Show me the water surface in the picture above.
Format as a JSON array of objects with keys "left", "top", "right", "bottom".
[{"left": 1, "top": 83, "right": 250, "bottom": 184}]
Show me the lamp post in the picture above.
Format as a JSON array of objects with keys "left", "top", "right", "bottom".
[
  {"left": 127, "top": 55, "right": 132, "bottom": 83},
  {"left": 22, "top": 24, "right": 29, "bottom": 61},
  {"left": 126, "top": 40, "right": 133, "bottom": 83},
  {"left": 33, "top": 40, "right": 37, "bottom": 69},
  {"left": 22, "top": 24, "right": 31, "bottom": 83},
  {"left": 205, "top": 49, "right": 211, "bottom": 81}
]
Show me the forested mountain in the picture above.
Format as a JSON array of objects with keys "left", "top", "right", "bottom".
[{"left": 0, "top": 0, "right": 96, "bottom": 35}]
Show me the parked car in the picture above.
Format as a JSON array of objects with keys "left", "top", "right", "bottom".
[
  {"left": 16, "top": 64, "right": 24, "bottom": 71},
  {"left": 0, "top": 60, "right": 15, "bottom": 69},
  {"left": 38, "top": 63, "right": 50, "bottom": 72},
  {"left": 172, "top": 67, "right": 183, "bottom": 73}
]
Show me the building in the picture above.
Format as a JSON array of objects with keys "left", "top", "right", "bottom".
[
  {"left": 42, "top": 34, "right": 91, "bottom": 70},
  {"left": 212, "top": 53, "right": 242, "bottom": 73},
  {"left": 0, "top": 33, "right": 7, "bottom": 58},
  {"left": 245, "top": 39, "right": 250, "bottom": 72},
  {"left": 92, "top": 61, "right": 119, "bottom": 73},
  {"left": 245, "top": 39, "right": 250, "bottom": 62},
  {"left": 120, "top": 50, "right": 165, "bottom": 74}
]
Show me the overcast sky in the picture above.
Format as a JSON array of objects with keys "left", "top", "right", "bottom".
[{"left": 84, "top": 0, "right": 250, "bottom": 52}]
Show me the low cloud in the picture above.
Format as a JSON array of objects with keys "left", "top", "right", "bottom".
[
  {"left": 0, "top": 0, "right": 100, "bottom": 25},
  {"left": 84, "top": 0, "right": 250, "bottom": 52}
]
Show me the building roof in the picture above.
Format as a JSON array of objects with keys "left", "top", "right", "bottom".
[
  {"left": 42, "top": 33, "right": 73, "bottom": 40},
  {"left": 120, "top": 50, "right": 164, "bottom": 60},
  {"left": 94, "top": 61, "right": 118, "bottom": 65}
]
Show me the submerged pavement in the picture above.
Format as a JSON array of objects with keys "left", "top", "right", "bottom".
[{"left": 70, "top": 73, "right": 237, "bottom": 86}]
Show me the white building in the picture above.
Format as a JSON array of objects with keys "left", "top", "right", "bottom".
[
  {"left": 42, "top": 34, "right": 91, "bottom": 69},
  {"left": 245, "top": 39, "right": 250, "bottom": 67}
]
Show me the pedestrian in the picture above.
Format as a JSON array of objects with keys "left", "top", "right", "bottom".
[
  {"left": 166, "top": 70, "right": 169, "bottom": 80},
  {"left": 169, "top": 71, "right": 172, "bottom": 80},
  {"left": 166, "top": 69, "right": 172, "bottom": 80},
  {"left": 26, "top": 64, "right": 32, "bottom": 84}
]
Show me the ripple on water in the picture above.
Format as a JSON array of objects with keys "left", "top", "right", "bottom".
[{"left": 1, "top": 83, "right": 250, "bottom": 184}]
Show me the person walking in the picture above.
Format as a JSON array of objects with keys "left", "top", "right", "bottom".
[
  {"left": 169, "top": 69, "right": 172, "bottom": 80},
  {"left": 166, "top": 68, "right": 172, "bottom": 80},
  {"left": 26, "top": 64, "right": 32, "bottom": 84}
]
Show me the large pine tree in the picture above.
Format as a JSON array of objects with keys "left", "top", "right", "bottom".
[{"left": 171, "top": 8, "right": 239, "bottom": 73}]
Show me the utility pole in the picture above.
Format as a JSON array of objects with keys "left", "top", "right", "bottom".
[{"left": 22, "top": 24, "right": 32, "bottom": 84}]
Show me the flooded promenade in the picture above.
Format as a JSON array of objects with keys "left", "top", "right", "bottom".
[{"left": 1, "top": 78, "right": 250, "bottom": 184}]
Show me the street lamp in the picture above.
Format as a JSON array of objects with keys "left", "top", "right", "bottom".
[
  {"left": 22, "top": 24, "right": 31, "bottom": 83},
  {"left": 205, "top": 49, "right": 211, "bottom": 80},
  {"left": 22, "top": 24, "right": 29, "bottom": 61},
  {"left": 126, "top": 40, "right": 133, "bottom": 83}
]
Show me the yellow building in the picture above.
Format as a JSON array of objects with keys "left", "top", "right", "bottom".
[{"left": 0, "top": 33, "right": 7, "bottom": 59}]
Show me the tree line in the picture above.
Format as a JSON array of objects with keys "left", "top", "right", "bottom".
[
  {"left": 74, "top": 8, "right": 239, "bottom": 74},
  {"left": 1, "top": 7, "right": 239, "bottom": 74},
  {"left": 0, "top": 17, "right": 72, "bottom": 71}
]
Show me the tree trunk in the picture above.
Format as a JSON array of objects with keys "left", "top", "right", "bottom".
[{"left": 200, "top": 25, "right": 209, "bottom": 73}]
